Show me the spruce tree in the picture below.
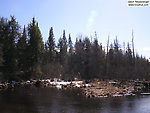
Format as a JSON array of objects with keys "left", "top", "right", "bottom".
[
  {"left": 68, "top": 34, "right": 73, "bottom": 55},
  {"left": 3, "top": 16, "right": 20, "bottom": 80},
  {"left": 17, "top": 25, "right": 27, "bottom": 72},
  {"left": 57, "top": 30, "right": 68, "bottom": 78},
  {"left": 28, "top": 17, "right": 44, "bottom": 77},
  {"left": 0, "top": 17, "right": 6, "bottom": 76},
  {"left": 90, "top": 38, "right": 103, "bottom": 78},
  {"left": 43, "top": 43, "right": 49, "bottom": 64},
  {"left": 83, "top": 38, "right": 91, "bottom": 79},
  {"left": 126, "top": 43, "right": 132, "bottom": 66},
  {"left": 58, "top": 37, "right": 63, "bottom": 64},
  {"left": 67, "top": 34, "right": 74, "bottom": 78},
  {"left": 58, "top": 30, "right": 67, "bottom": 65},
  {"left": 74, "top": 38, "right": 84, "bottom": 78},
  {"left": 47, "top": 27, "right": 55, "bottom": 62},
  {"left": 108, "top": 43, "right": 114, "bottom": 78}
]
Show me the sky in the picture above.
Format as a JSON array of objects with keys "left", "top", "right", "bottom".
[{"left": 0, "top": 0, "right": 150, "bottom": 59}]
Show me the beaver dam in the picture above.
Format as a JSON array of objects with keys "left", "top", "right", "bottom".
[{"left": 1, "top": 79, "right": 150, "bottom": 98}]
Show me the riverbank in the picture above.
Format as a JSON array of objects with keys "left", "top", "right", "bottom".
[
  {"left": 0, "top": 79, "right": 149, "bottom": 97},
  {"left": 82, "top": 80, "right": 136, "bottom": 98}
]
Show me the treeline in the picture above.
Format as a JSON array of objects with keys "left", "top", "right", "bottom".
[{"left": 0, "top": 16, "right": 150, "bottom": 81}]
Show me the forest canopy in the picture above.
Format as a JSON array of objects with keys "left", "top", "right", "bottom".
[{"left": 0, "top": 16, "right": 150, "bottom": 81}]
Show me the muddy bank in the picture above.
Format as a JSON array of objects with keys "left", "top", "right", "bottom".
[
  {"left": 82, "top": 81, "right": 136, "bottom": 98},
  {"left": 0, "top": 79, "right": 149, "bottom": 98}
]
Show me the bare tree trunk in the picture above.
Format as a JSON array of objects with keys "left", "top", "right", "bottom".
[
  {"left": 106, "top": 34, "right": 110, "bottom": 76},
  {"left": 132, "top": 30, "right": 136, "bottom": 68},
  {"left": 132, "top": 30, "right": 135, "bottom": 59}
]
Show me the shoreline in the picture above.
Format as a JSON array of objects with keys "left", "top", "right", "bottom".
[{"left": 0, "top": 79, "right": 150, "bottom": 98}]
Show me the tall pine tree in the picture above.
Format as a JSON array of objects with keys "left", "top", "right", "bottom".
[
  {"left": 47, "top": 27, "right": 55, "bottom": 62},
  {"left": 58, "top": 30, "right": 67, "bottom": 65},
  {"left": 0, "top": 17, "right": 7, "bottom": 77},
  {"left": 68, "top": 34, "right": 73, "bottom": 55},
  {"left": 27, "top": 17, "right": 44, "bottom": 77},
  {"left": 3, "top": 16, "right": 20, "bottom": 80},
  {"left": 67, "top": 34, "right": 74, "bottom": 78},
  {"left": 17, "top": 25, "right": 27, "bottom": 72}
]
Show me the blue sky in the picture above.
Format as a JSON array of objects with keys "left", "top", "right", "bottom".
[{"left": 0, "top": 0, "right": 150, "bottom": 58}]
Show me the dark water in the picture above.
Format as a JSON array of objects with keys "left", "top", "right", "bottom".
[{"left": 0, "top": 87, "right": 150, "bottom": 113}]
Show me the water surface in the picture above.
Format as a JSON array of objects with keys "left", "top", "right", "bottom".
[{"left": 0, "top": 87, "right": 150, "bottom": 113}]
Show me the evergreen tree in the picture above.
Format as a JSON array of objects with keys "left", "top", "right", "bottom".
[
  {"left": 68, "top": 34, "right": 73, "bottom": 55},
  {"left": 3, "top": 16, "right": 20, "bottom": 80},
  {"left": 90, "top": 38, "right": 105, "bottom": 78},
  {"left": 0, "top": 43, "right": 2, "bottom": 67},
  {"left": 17, "top": 25, "right": 27, "bottom": 72},
  {"left": 57, "top": 30, "right": 68, "bottom": 78},
  {"left": 62, "top": 30, "right": 67, "bottom": 61},
  {"left": 113, "top": 37, "right": 119, "bottom": 67},
  {"left": 108, "top": 43, "right": 114, "bottom": 78},
  {"left": 63, "top": 30, "right": 67, "bottom": 45},
  {"left": 0, "top": 17, "right": 7, "bottom": 76},
  {"left": 83, "top": 37, "right": 91, "bottom": 79},
  {"left": 58, "top": 37, "right": 63, "bottom": 64},
  {"left": 74, "top": 38, "right": 84, "bottom": 78},
  {"left": 126, "top": 43, "right": 132, "bottom": 66},
  {"left": 58, "top": 30, "right": 67, "bottom": 65},
  {"left": 27, "top": 17, "right": 44, "bottom": 77},
  {"left": 47, "top": 27, "right": 55, "bottom": 62},
  {"left": 67, "top": 34, "right": 74, "bottom": 78},
  {"left": 43, "top": 43, "right": 49, "bottom": 64}
]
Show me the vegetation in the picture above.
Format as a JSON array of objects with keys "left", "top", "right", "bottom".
[{"left": 0, "top": 16, "right": 150, "bottom": 81}]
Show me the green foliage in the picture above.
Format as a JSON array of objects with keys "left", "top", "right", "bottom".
[
  {"left": 68, "top": 34, "right": 73, "bottom": 55},
  {"left": 27, "top": 17, "right": 44, "bottom": 70},
  {"left": 46, "top": 27, "right": 56, "bottom": 62},
  {"left": 90, "top": 38, "right": 105, "bottom": 78},
  {"left": 73, "top": 37, "right": 105, "bottom": 79},
  {"left": 58, "top": 30, "right": 67, "bottom": 65},
  {"left": 0, "top": 18, "right": 5, "bottom": 69},
  {"left": 67, "top": 34, "right": 74, "bottom": 77},
  {"left": 2, "top": 16, "right": 20, "bottom": 80},
  {"left": 0, "top": 17, "right": 9, "bottom": 79},
  {"left": 17, "top": 25, "right": 27, "bottom": 72}
]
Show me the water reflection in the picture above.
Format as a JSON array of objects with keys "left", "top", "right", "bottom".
[
  {"left": 0, "top": 87, "right": 150, "bottom": 113},
  {"left": 0, "top": 88, "right": 38, "bottom": 113}
]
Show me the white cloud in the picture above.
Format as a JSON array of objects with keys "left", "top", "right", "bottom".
[{"left": 87, "top": 10, "right": 97, "bottom": 29}]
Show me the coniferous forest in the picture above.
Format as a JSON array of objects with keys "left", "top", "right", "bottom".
[{"left": 0, "top": 16, "right": 150, "bottom": 81}]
